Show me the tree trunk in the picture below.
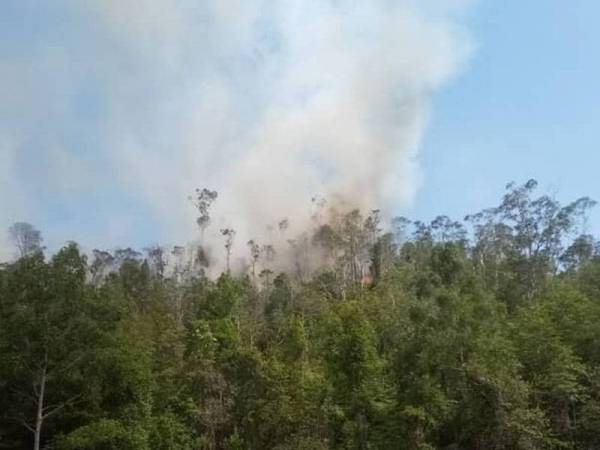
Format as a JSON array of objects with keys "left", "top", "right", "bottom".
[{"left": 34, "top": 367, "right": 46, "bottom": 450}]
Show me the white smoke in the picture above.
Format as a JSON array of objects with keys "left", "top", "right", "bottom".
[{"left": 0, "top": 0, "right": 473, "bottom": 263}]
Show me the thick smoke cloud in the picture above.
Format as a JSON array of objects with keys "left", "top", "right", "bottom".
[{"left": 0, "top": 0, "right": 472, "bottom": 260}]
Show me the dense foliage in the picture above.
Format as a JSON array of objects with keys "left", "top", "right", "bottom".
[{"left": 2, "top": 180, "right": 600, "bottom": 449}]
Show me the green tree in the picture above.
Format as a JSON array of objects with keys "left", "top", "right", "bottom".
[{"left": 0, "top": 244, "right": 108, "bottom": 449}]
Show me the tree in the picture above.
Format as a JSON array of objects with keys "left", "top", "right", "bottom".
[
  {"left": 247, "top": 240, "right": 261, "bottom": 280},
  {"left": 144, "top": 245, "right": 167, "bottom": 278},
  {"left": 90, "top": 249, "right": 115, "bottom": 285},
  {"left": 220, "top": 228, "right": 236, "bottom": 274},
  {"left": 467, "top": 179, "right": 596, "bottom": 307},
  {"left": 560, "top": 234, "right": 596, "bottom": 271},
  {"left": 190, "top": 188, "right": 218, "bottom": 241},
  {"left": 320, "top": 301, "right": 387, "bottom": 449},
  {"left": 8, "top": 222, "right": 43, "bottom": 258},
  {"left": 0, "top": 244, "right": 109, "bottom": 450}
]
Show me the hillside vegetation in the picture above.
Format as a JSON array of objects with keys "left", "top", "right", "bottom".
[{"left": 2, "top": 180, "right": 600, "bottom": 449}]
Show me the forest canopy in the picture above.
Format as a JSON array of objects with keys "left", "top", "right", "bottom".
[{"left": 2, "top": 180, "right": 600, "bottom": 449}]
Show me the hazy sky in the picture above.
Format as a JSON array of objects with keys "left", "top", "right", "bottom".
[{"left": 1, "top": 1, "right": 599, "bottom": 258}]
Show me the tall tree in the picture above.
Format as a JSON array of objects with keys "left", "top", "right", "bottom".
[
  {"left": 8, "top": 222, "right": 43, "bottom": 258},
  {"left": 190, "top": 188, "right": 218, "bottom": 241}
]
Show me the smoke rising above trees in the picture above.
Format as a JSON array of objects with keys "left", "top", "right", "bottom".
[{"left": 0, "top": 1, "right": 474, "bottom": 257}]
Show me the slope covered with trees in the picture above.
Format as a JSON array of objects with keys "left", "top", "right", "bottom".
[{"left": 2, "top": 180, "right": 600, "bottom": 449}]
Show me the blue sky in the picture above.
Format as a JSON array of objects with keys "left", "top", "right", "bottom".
[
  {"left": 412, "top": 0, "right": 600, "bottom": 231},
  {"left": 1, "top": 1, "right": 599, "bottom": 257}
]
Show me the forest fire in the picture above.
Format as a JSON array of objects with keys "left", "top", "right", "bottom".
[{"left": 360, "top": 274, "right": 374, "bottom": 287}]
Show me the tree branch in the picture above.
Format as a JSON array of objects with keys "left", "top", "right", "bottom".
[
  {"left": 2, "top": 414, "right": 36, "bottom": 434},
  {"left": 42, "top": 394, "right": 81, "bottom": 419}
]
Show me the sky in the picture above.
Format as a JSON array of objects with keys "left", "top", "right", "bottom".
[
  {"left": 412, "top": 1, "right": 600, "bottom": 231},
  {"left": 1, "top": 0, "right": 599, "bottom": 259}
]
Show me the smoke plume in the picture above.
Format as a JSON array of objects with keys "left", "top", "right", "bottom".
[{"left": 0, "top": 0, "right": 472, "bottom": 261}]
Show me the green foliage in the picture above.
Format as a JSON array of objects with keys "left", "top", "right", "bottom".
[
  {"left": 56, "top": 419, "right": 147, "bottom": 450},
  {"left": 2, "top": 181, "right": 600, "bottom": 449}
]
